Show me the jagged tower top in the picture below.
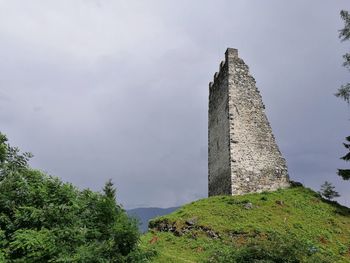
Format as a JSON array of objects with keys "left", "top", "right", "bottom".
[{"left": 225, "top": 48, "right": 238, "bottom": 59}]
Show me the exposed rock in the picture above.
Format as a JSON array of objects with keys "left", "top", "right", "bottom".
[
  {"left": 275, "top": 200, "right": 284, "bottom": 206},
  {"left": 150, "top": 219, "right": 220, "bottom": 239},
  {"left": 244, "top": 202, "right": 253, "bottom": 209},
  {"left": 290, "top": 181, "right": 303, "bottom": 188},
  {"left": 185, "top": 217, "right": 198, "bottom": 226}
]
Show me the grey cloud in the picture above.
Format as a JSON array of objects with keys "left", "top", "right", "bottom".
[{"left": 0, "top": 0, "right": 349, "bottom": 208}]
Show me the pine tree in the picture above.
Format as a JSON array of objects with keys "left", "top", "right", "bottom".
[
  {"left": 335, "top": 10, "right": 350, "bottom": 180},
  {"left": 338, "top": 136, "right": 350, "bottom": 180},
  {"left": 319, "top": 181, "right": 340, "bottom": 200},
  {"left": 335, "top": 10, "right": 350, "bottom": 102},
  {"left": 103, "top": 178, "right": 117, "bottom": 200}
]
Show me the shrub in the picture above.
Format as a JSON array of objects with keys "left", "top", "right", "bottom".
[
  {"left": 0, "top": 133, "right": 144, "bottom": 262},
  {"left": 208, "top": 232, "right": 333, "bottom": 263}
]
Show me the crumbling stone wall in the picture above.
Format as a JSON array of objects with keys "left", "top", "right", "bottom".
[
  {"left": 208, "top": 48, "right": 289, "bottom": 196},
  {"left": 208, "top": 56, "right": 232, "bottom": 196}
]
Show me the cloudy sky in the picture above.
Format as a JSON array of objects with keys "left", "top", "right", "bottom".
[{"left": 1, "top": 0, "right": 349, "bottom": 208}]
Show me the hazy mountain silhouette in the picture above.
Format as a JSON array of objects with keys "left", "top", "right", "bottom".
[{"left": 127, "top": 207, "right": 179, "bottom": 232}]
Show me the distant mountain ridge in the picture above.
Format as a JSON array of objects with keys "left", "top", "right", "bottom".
[{"left": 127, "top": 206, "right": 179, "bottom": 232}]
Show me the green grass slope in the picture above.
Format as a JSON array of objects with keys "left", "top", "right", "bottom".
[{"left": 141, "top": 186, "right": 350, "bottom": 262}]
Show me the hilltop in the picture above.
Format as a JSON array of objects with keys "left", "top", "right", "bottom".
[{"left": 141, "top": 186, "right": 350, "bottom": 262}]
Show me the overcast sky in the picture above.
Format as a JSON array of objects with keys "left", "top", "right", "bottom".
[{"left": 1, "top": 0, "right": 349, "bottom": 208}]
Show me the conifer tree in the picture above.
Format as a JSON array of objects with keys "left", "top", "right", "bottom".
[
  {"left": 103, "top": 178, "right": 117, "bottom": 200},
  {"left": 338, "top": 136, "right": 350, "bottom": 180},
  {"left": 335, "top": 10, "right": 350, "bottom": 102},
  {"left": 336, "top": 10, "right": 350, "bottom": 180},
  {"left": 319, "top": 181, "right": 340, "bottom": 200}
]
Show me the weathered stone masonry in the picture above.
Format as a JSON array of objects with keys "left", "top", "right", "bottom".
[{"left": 208, "top": 48, "right": 289, "bottom": 196}]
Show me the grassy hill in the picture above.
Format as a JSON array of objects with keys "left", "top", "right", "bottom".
[{"left": 140, "top": 186, "right": 350, "bottom": 262}]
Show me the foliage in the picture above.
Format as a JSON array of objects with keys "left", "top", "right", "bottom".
[
  {"left": 142, "top": 187, "right": 350, "bottom": 262},
  {"left": 335, "top": 84, "right": 350, "bottom": 103},
  {"left": 0, "top": 133, "right": 145, "bottom": 262},
  {"left": 103, "top": 178, "right": 117, "bottom": 200},
  {"left": 319, "top": 181, "right": 340, "bottom": 200},
  {"left": 339, "top": 10, "right": 350, "bottom": 41},
  {"left": 338, "top": 136, "right": 350, "bottom": 180},
  {"left": 336, "top": 10, "right": 350, "bottom": 103},
  {"left": 0, "top": 133, "right": 32, "bottom": 178},
  {"left": 336, "top": 10, "right": 350, "bottom": 180},
  {"left": 208, "top": 232, "right": 332, "bottom": 263}
]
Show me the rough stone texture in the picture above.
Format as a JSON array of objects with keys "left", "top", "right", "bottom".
[{"left": 208, "top": 48, "right": 289, "bottom": 196}]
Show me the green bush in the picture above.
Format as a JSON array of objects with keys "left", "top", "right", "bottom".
[
  {"left": 208, "top": 232, "right": 333, "bottom": 263},
  {"left": 0, "top": 133, "right": 145, "bottom": 262}
]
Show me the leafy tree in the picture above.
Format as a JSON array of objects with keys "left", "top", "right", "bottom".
[
  {"left": 319, "top": 181, "right": 340, "bottom": 200},
  {"left": 0, "top": 133, "right": 7, "bottom": 164},
  {"left": 0, "top": 132, "right": 150, "bottom": 262},
  {"left": 335, "top": 10, "right": 350, "bottom": 180},
  {"left": 0, "top": 133, "right": 32, "bottom": 179}
]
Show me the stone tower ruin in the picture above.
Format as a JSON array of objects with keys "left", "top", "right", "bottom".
[{"left": 208, "top": 48, "right": 289, "bottom": 196}]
